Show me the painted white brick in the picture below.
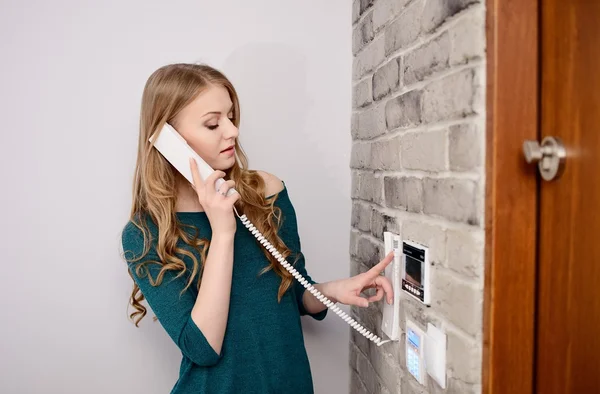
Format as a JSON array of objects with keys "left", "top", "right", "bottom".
[
  {"left": 421, "top": 0, "right": 480, "bottom": 34},
  {"left": 352, "top": 0, "right": 361, "bottom": 24},
  {"left": 434, "top": 270, "right": 483, "bottom": 336},
  {"left": 357, "top": 173, "right": 383, "bottom": 204},
  {"left": 404, "top": 31, "right": 451, "bottom": 85},
  {"left": 384, "top": 176, "right": 423, "bottom": 213},
  {"left": 353, "top": 35, "right": 386, "bottom": 80},
  {"left": 385, "top": 89, "right": 423, "bottom": 129},
  {"left": 355, "top": 103, "right": 387, "bottom": 139},
  {"left": 449, "top": 11, "right": 485, "bottom": 66},
  {"left": 351, "top": 171, "right": 360, "bottom": 199},
  {"left": 446, "top": 228, "right": 484, "bottom": 278},
  {"left": 423, "top": 178, "right": 479, "bottom": 224},
  {"left": 373, "top": 58, "right": 400, "bottom": 100},
  {"left": 449, "top": 123, "right": 482, "bottom": 171},
  {"left": 351, "top": 201, "right": 372, "bottom": 232},
  {"left": 350, "top": 142, "right": 371, "bottom": 169},
  {"left": 422, "top": 68, "right": 481, "bottom": 123},
  {"left": 446, "top": 328, "right": 482, "bottom": 384},
  {"left": 371, "top": 136, "right": 402, "bottom": 170},
  {"left": 350, "top": 370, "right": 369, "bottom": 394},
  {"left": 353, "top": 78, "right": 373, "bottom": 108},
  {"left": 385, "top": 0, "right": 425, "bottom": 55},
  {"left": 372, "top": 0, "right": 412, "bottom": 33},
  {"left": 353, "top": 11, "right": 374, "bottom": 55},
  {"left": 400, "top": 129, "right": 448, "bottom": 171},
  {"left": 370, "top": 208, "right": 401, "bottom": 240}
]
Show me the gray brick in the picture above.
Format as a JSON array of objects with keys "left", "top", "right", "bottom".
[
  {"left": 373, "top": 58, "right": 400, "bottom": 100},
  {"left": 357, "top": 236, "right": 383, "bottom": 269},
  {"left": 350, "top": 231, "right": 359, "bottom": 259},
  {"left": 449, "top": 12, "right": 485, "bottom": 66},
  {"left": 404, "top": 31, "right": 450, "bottom": 85},
  {"left": 349, "top": 342, "right": 361, "bottom": 372},
  {"left": 385, "top": 0, "right": 425, "bottom": 55},
  {"left": 357, "top": 173, "right": 384, "bottom": 204},
  {"left": 384, "top": 176, "right": 423, "bottom": 213},
  {"left": 356, "top": 345, "right": 377, "bottom": 394},
  {"left": 352, "top": 201, "right": 372, "bottom": 232},
  {"left": 372, "top": 0, "right": 412, "bottom": 33},
  {"left": 434, "top": 270, "right": 482, "bottom": 336},
  {"left": 421, "top": 0, "right": 479, "bottom": 34},
  {"left": 371, "top": 137, "right": 402, "bottom": 170},
  {"left": 351, "top": 315, "right": 371, "bottom": 355},
  {"left": 351, "top": 171, "right": 360, "bottom": 199},
  {"left": 355, "top": 103, "right": 387, "bottom": 139},
  {"left": 359, "top": 0, "right": 375, "bottom": 15},
  {"left": 422, "top": 68, "right": 481, "bottom": 123},
  {"left": 429, "top": 376, "right": 481, "bottom": 394},
  {"left": 352, "top": 0, "right": 361, "bottom": 24},
  {"left": 351, "top": 112, "right": 359, "bottom": 139},
  {"left": 353, "top": 78, "right": 373, "bottom": 108},
  {"left": 402, "top": 221, "right": 446, "bottom": 265},
  {"left": 350, "top": 369, "right": 368, "bottom": 394},
  {"left": 350, "top": 142, "right": 371, "bottom": 169},
  {"left": 385, "top": 90, "right": 422, "bottom": 130},
  {"left": 370, "top": 208, "right": 401, "bottom": 240},
  {"left": 447, "top": 329, "right": 482, "bottom": 384},
  {"left": 449, "top": 123, "right": 482, "bottom": 171},
  {"left": 350, "top": 258, "right": 361, "bottom": 277},
  {"left": 353, "top": 11, "right": 374, "bottom": 55},
  {"left": 354, "top": 36, "right": 386, "bottom": 80},
  {"left": 446, "top": 228, "right": 484, "bottom": 278},
  {"left": 369, "top": 351, "right": 403, "bottom": 393},
  {"left": 402, "top": 373, "right": 429, "bottom": 394},
  {"left": 400, "top": 129, "right": 447, "bottom": 172},
  {"left": 423, "top": 178, "right": 478, "bottom": 224}
]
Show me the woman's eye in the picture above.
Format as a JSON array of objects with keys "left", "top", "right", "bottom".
[{"left": 207, "top": 124, "right": 219, "bottom": 130}]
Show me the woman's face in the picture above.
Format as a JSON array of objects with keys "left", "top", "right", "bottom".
[{"left": 172, "top": 84, "right": 239, "bottom": 172}]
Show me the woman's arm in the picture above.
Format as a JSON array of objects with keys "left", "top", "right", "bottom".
[
  {"left": 123, "top": 223, "right": 234, "bottom": 367},
  {"left": 301, "top": 282, "right": 339, "bottom": 314},
  {"left": 191, "top": 232, "right": 235, "bottom": 355}
]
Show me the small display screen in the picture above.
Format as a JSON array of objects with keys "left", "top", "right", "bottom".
[
  {"left": 405, "top": 255, "right": 423, "bottom": 286},
  {"left": 408, "top": 328, "right": 420, "bottom": 348}
]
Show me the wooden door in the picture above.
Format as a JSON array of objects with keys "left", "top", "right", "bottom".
[{"left": 535, "top": 1, "right": 600, "bottom": 392}]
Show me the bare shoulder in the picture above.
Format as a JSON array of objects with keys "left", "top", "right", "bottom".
[{"left": 256, "top": 170, "right": 284, "bottom": 197}]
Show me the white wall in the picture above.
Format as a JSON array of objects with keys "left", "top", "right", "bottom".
[{"left": 0, "top": 1, "right": 352, "bottom": 393}]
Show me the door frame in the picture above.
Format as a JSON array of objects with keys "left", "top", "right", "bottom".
[{"left": 482, "top": 0, "right": 539, "bottom": 393}]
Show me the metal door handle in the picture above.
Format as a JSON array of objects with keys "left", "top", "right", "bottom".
[{"left": 522, "top": 136, "right": 566, "bottom": 181}]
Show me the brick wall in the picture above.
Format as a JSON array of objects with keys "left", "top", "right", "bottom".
[{"left": 349, "top": 0, "right": 486, "bottom": 393}]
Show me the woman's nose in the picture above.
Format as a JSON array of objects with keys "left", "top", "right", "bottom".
[{"left": 224, "top": 121, "right": 239, "bottom": 139}]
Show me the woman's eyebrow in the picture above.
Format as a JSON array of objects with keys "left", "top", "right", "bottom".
[{"left": 201, "top": 104, "right": 234, "bottom": 118}]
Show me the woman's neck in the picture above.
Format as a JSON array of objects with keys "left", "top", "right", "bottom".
[{"left": 175, "top": 181, "right": 204, "bottom": 212}]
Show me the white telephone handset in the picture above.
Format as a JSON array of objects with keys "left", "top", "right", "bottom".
[{"left": 149, "top": 123, "right": 391, "bottom": 347}]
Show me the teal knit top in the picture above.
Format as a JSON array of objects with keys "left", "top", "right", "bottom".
[{"left": 121, "top": 182, "right": 328, "bottom": 394}]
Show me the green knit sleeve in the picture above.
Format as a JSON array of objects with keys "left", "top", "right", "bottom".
[
  {"left": 275, "top": 186, "right": 328, "bottom": 321},
  {"left": 121, "top": 220, "right": 223, "bottom": 366}
]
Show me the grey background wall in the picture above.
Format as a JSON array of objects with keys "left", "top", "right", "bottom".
[
  {"left": 0, "top": 1, "right": 352, "bottom": 393},
  {"left": 349, "top": 0, "right": 486, "bottom": 393}
]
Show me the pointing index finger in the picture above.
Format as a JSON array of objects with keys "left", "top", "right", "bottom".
[{"left": 365, "top": 250, "right": 395, "bottom": 279}]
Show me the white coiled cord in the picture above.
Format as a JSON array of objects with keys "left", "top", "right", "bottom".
[{"left": 233, "top": 206, "right": 391, "bottom": 347}]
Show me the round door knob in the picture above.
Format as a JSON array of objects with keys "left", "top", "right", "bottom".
[
  {"left": 522, "top": 136, "right": 566, "bottom": 181},
  {"left": 523, "top": 140, "right": 543, "bottom": 163}
]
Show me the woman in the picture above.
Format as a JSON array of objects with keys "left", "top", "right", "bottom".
[{"left": 121, "top": 63, "right": 394, "bottom": 394}]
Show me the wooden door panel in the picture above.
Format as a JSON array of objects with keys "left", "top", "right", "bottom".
[{"left": 536, "top": 1, "right": 600, "bottom": 392}]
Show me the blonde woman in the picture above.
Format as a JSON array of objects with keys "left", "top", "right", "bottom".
[{"left": 121, "top": 63, "right": 395, "bottom": 394}]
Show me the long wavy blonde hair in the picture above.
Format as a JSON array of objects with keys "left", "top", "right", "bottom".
[{"left": 125, "top": 63, "right": 295, "bottom": 326}]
